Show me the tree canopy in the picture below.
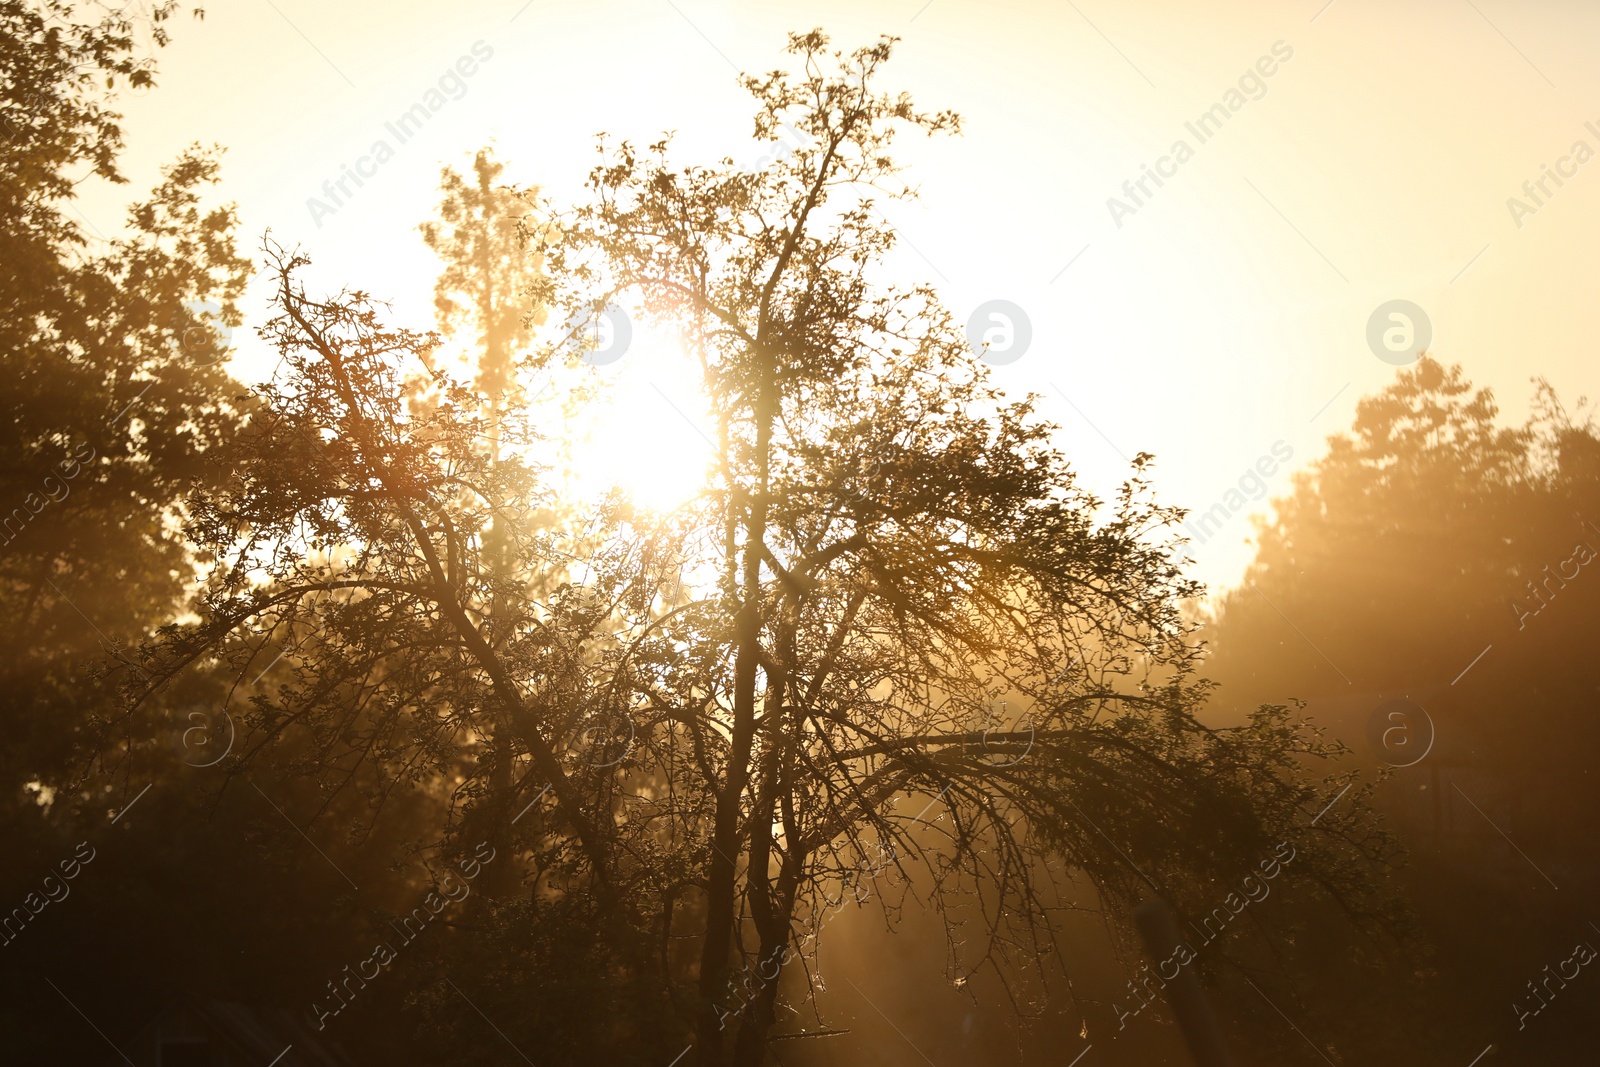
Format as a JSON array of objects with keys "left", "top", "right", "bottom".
[
  {"left": 1206, "top": 357, "right": 1600, "bottom": 1062},
  {"left": 0, "top": 0, "right": 247, "bottom": 825}
]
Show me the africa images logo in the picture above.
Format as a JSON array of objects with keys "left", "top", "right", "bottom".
[
  {"left": 1106, "top": 41, "right": 1294, "bottom": 228},
  {"left": 306, "top": 41, "right": 494, "bottom": 228}
]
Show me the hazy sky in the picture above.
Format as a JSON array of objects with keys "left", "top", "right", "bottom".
[{"left": 83, "top": 0, "right": 1600, "bottom": 591}]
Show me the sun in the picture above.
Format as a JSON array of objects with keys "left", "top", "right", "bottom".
[{"left": 554, "top": 318, "right": 716, "bottom": 516}]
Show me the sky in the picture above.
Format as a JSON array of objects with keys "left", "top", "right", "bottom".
[{"left": 79, "top": 0, "right": 1600, "bottom": 593}]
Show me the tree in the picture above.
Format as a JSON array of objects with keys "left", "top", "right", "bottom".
[
  {"left": 131, "top": 30, "right": 1395, "bottom": 1066},
  {"left": 1205, "top": 358, "right": 1600, "bottom": 1062},
  {"left": 130, "top": 239, "right": 684, "bottom": 1059},
  {"left": 559, "top": 31, "right": 1393, "bottom": 1064},
  {"left": 1206, "top": 358, "right": 1543, "bottom": 700},
  {"left": 0, "top": 0, "right": 247, "bottom": 816},
  {"left": 0, "top": 3, "right": 263, "bottom": 1059},
  {"left": 418, "top": 146, "right": 555, "bottom": 901},
  {"left": 419, "top": 145, "right": 547, "bottom": 411}
]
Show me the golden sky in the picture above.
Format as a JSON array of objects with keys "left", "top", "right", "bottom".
[{"left": 85, "top": 0, "right": 1600, "bottom": 591}]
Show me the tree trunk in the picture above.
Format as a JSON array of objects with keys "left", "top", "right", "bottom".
[{"left": 696, "top": 372, "right": 774, "bottom": 1065}]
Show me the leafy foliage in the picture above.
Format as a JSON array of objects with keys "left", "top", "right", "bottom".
[{"left": 0, "top": 0, "right": 247, "bottom": 806}]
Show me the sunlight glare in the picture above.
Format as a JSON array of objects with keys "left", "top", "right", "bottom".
[{"left": 556, "top": 317, "right": 715, "bottom": 515}]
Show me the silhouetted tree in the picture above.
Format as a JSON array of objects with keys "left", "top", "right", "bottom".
[
  {"left": 1206, "top": 357, "right": 1600, "bottom": 1064},
  {"left": 1208, "top": 358, "right": 1544, "bottom": 698},
  {"left": 0, "top": 0, "right": 248, "bottom": 799},
  {"left": 0, "top": 0, "right": 248, "bottom": 840},
  {"left": 559, "top": 31, "right": 1394, "bottom": 1065},
  {"left": 0, "top": 3, "right": 267, "bottom": 1060}
]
